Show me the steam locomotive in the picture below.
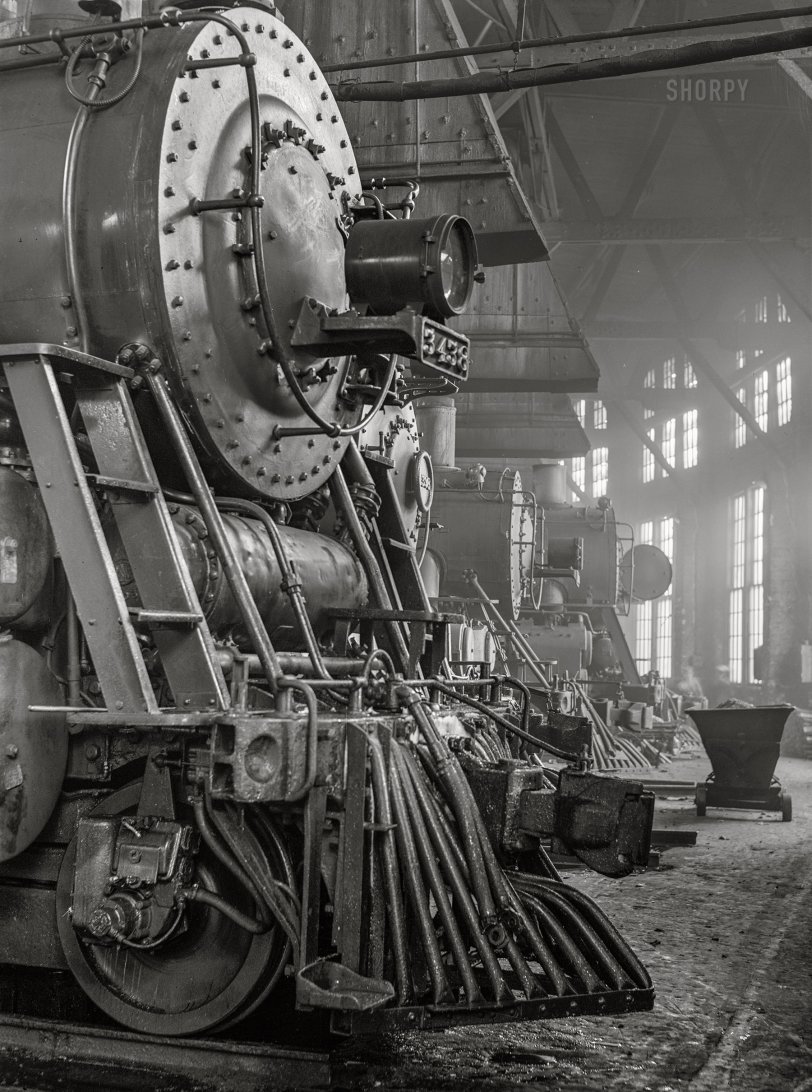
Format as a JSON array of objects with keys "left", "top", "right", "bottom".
[{"left": 0, "top": 3, "right": 653, "bottom": 1036}]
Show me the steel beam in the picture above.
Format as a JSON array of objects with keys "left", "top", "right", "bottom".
[
  {"left": 586, "top": 318, "right": 803, "bottom": 345},
  {"left": 604, "top": 395, "right": 676, "bottom": 480},
  {"left": 545, "top": 106, "right": 603, "bottom": 218},
  {"left": 544, "top": 215, "right": 807, "bottom": 246},
  {"left": 579, "top": 107, "right": 676, "bottom": 321}
]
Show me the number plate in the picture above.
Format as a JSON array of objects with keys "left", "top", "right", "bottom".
[{"left": 413, "top": 319, "right": 470, "bottom": 381}]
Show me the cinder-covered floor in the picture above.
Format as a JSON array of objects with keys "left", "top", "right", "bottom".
[{"left": 334, "top": 755, "right": 812, "bottom": 1092}]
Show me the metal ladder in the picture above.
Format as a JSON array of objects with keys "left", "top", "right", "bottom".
[{"left": 1, "top": 344, "right": 228, "bottom": 715}]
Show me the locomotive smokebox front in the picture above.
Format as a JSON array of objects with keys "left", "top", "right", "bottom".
[{"left": 0, "top": 6, "right": 366, "bottom": 501}]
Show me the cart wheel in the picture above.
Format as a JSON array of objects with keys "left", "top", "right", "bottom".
[
  {"left": 696, "top": 785, "right": 707, "bottom": 817},
  {"left": 781, "top": 794, "right": 792, "bottom": 822}
]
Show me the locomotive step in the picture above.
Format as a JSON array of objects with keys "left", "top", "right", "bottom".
[
  {"left": 85, "top": 472, "right": 158, "bottom": 495},
  {"left": 128, "top": 607, "right": 204, "bottom": 628}
]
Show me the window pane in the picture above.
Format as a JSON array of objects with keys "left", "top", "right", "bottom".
[
  {"left": 655, "top": 596, "right": 672, "bottom": 680},
  {"left": 754, "top": 370, "right": 769, "bottom": 431},
  {"left": 732, "top": 493, "right": 746, "bottom": 588},
  {"left": 636, "top": 600, "right": 653, "bottom": 671},
  {"left": 777, "top": 357, "right": 792, "bottom": 426},
  {"left": 729, "top": 588, "right": 743, "bottom": 684},
  {"left": 573, "top": 399, "right": 586, "bottom": 426},
  {"left": 571, "top": 456, "right": 586, "bottom": 500},
  {"left": 593, "top": 400, "right": 607, "bottom": 430},
  {"left": 748, "top": 584, "right": 764, "bottom": 683},
  {"left": 659, "top": 516, "right": 675, "bottom": 562},
  {"left": 643, "top": 430, "right": 655, "bottom": 483},
  {"left": 663, "top": 357, "right": 677, "bottom": 389},
  {"left": 661, "top": 418, "right": 676, "bottom": 473},
  {"left": 734, "top": 388, "right": 747, "bottom": 448},
  {"left": 682, "top": 409, "right": 698, "bottom": 469},
  {"left": 752, "top": 486, "right": 765, "bottom": 586},
  {"left": 592, "top": 446, "right": 608, "bottom": 498}
]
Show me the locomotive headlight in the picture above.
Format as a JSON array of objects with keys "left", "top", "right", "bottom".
[{"left": 345, "top": 214, "right": 478, "bottom": 320}]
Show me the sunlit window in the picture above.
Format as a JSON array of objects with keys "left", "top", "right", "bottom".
[
  {"left": 636, "top": 517, "right": 674, "bottom": 679},
  {"left": 736, "top": 349, "right": 746, "bottom": 370},
  {"left": 643, "top": 429, "right": 656, "bottom": 483},
  {"left": 729, "top": 486, "right": 765, "bottom": 685},
  {"left": 777, "top": 357, "right": 792, "bottom": 426},
  {"left": 684, "top": 359, "right": 698, "bottom": 388},
  {"left": 754, "top": 370, "right": 769, "bottom": 431},
  {"left": 661, "top": 417, "right": 676, "bottom": 474},
  {"left": 592, "top": 446, "right": 608, "bottom": 498},
  {"left": 663, "top": 357, "right": 677, "bottom": 389},
  {"left": 593, "top": 400, "right": 607, "bottom": 430},
  {"left": 777, "top": 295, "right": 791, "bottom": 323},
  {"left": 573, "top": 399, "right": 586, "bottom": 427},
  {"left": 734, "top": 388, "right": 747, "bottom": 448},
  {"left": 682, "top": 409, "right": 698, "bottom": 469},
  {"left": 755, "top": 295, "right": 768, "bottom": 323},
  {"left": 571, "top": 456, "right": 586, "bottom": 501}
]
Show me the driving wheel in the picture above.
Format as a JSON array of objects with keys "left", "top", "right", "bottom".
[{"left": 56, "top": 782, "right": 291, "bottom": 1036}]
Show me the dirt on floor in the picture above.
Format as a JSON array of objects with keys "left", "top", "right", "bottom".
[{"left": 332, "top": 754, "right": 812, "bottom": 1092}]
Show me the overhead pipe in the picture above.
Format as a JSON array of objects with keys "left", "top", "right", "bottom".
[
  {"left": 333, "top": 26, "right": 812, "bottom": 102},
  {"left": 322, "top": 5, "right": 812, "bottom": 73}
]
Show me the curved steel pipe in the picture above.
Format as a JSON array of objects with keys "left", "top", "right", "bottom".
[
  {"left": 387, "top": 755, "right": 453, "bottom": 1005},
  {"left": 399, "top": 744, "right": 510, "bottom": 1004},
  {"left": 329, "top": 464, "right": 411, "bottom": 673},
  {"left": 367, "top": 734, "right": 411, "bottom": 1004},
  {"left": 392, "top": 743, "right": 484, "bottom": 1005}
]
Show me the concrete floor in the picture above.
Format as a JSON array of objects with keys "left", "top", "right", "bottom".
[{"left": 334, "top": 754, "right": 812, "bottom": 1092}]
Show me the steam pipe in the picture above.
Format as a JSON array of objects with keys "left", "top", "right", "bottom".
[
  {"left": 193, "top": 795, "right": 270, "bottom": 928},
  {"left": 329, "top": 463, "right": 411, "bottom": 673},
  {"left": 322, "top": 5, "right": 812, "bottom": 73},
  {"left": 399, "top": 744, "right": 511, "bottom": 1003},
  {"left": 398, "top": 687, "right": 498, "bottom": 926},
  {"left": 333, "top": 26, "right": 812, "bottom": 102},
  {"left": 392, "top": 743, "right": 484, "bottom": 1004},
  {"left": 387, "top": 756, "right": 453, "bottom": 1004},
  {"left": 182, "top": 885, "right": 268, "bottom": 935},
  {"left": 367, "top": 735, "right": 411, "bottom": 1004},
  {"left": 214, "top": 496, "right": 332, "bottom": 681},
  {"left": 144, "top": 368, "right": 282, "bottom": 691}
]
